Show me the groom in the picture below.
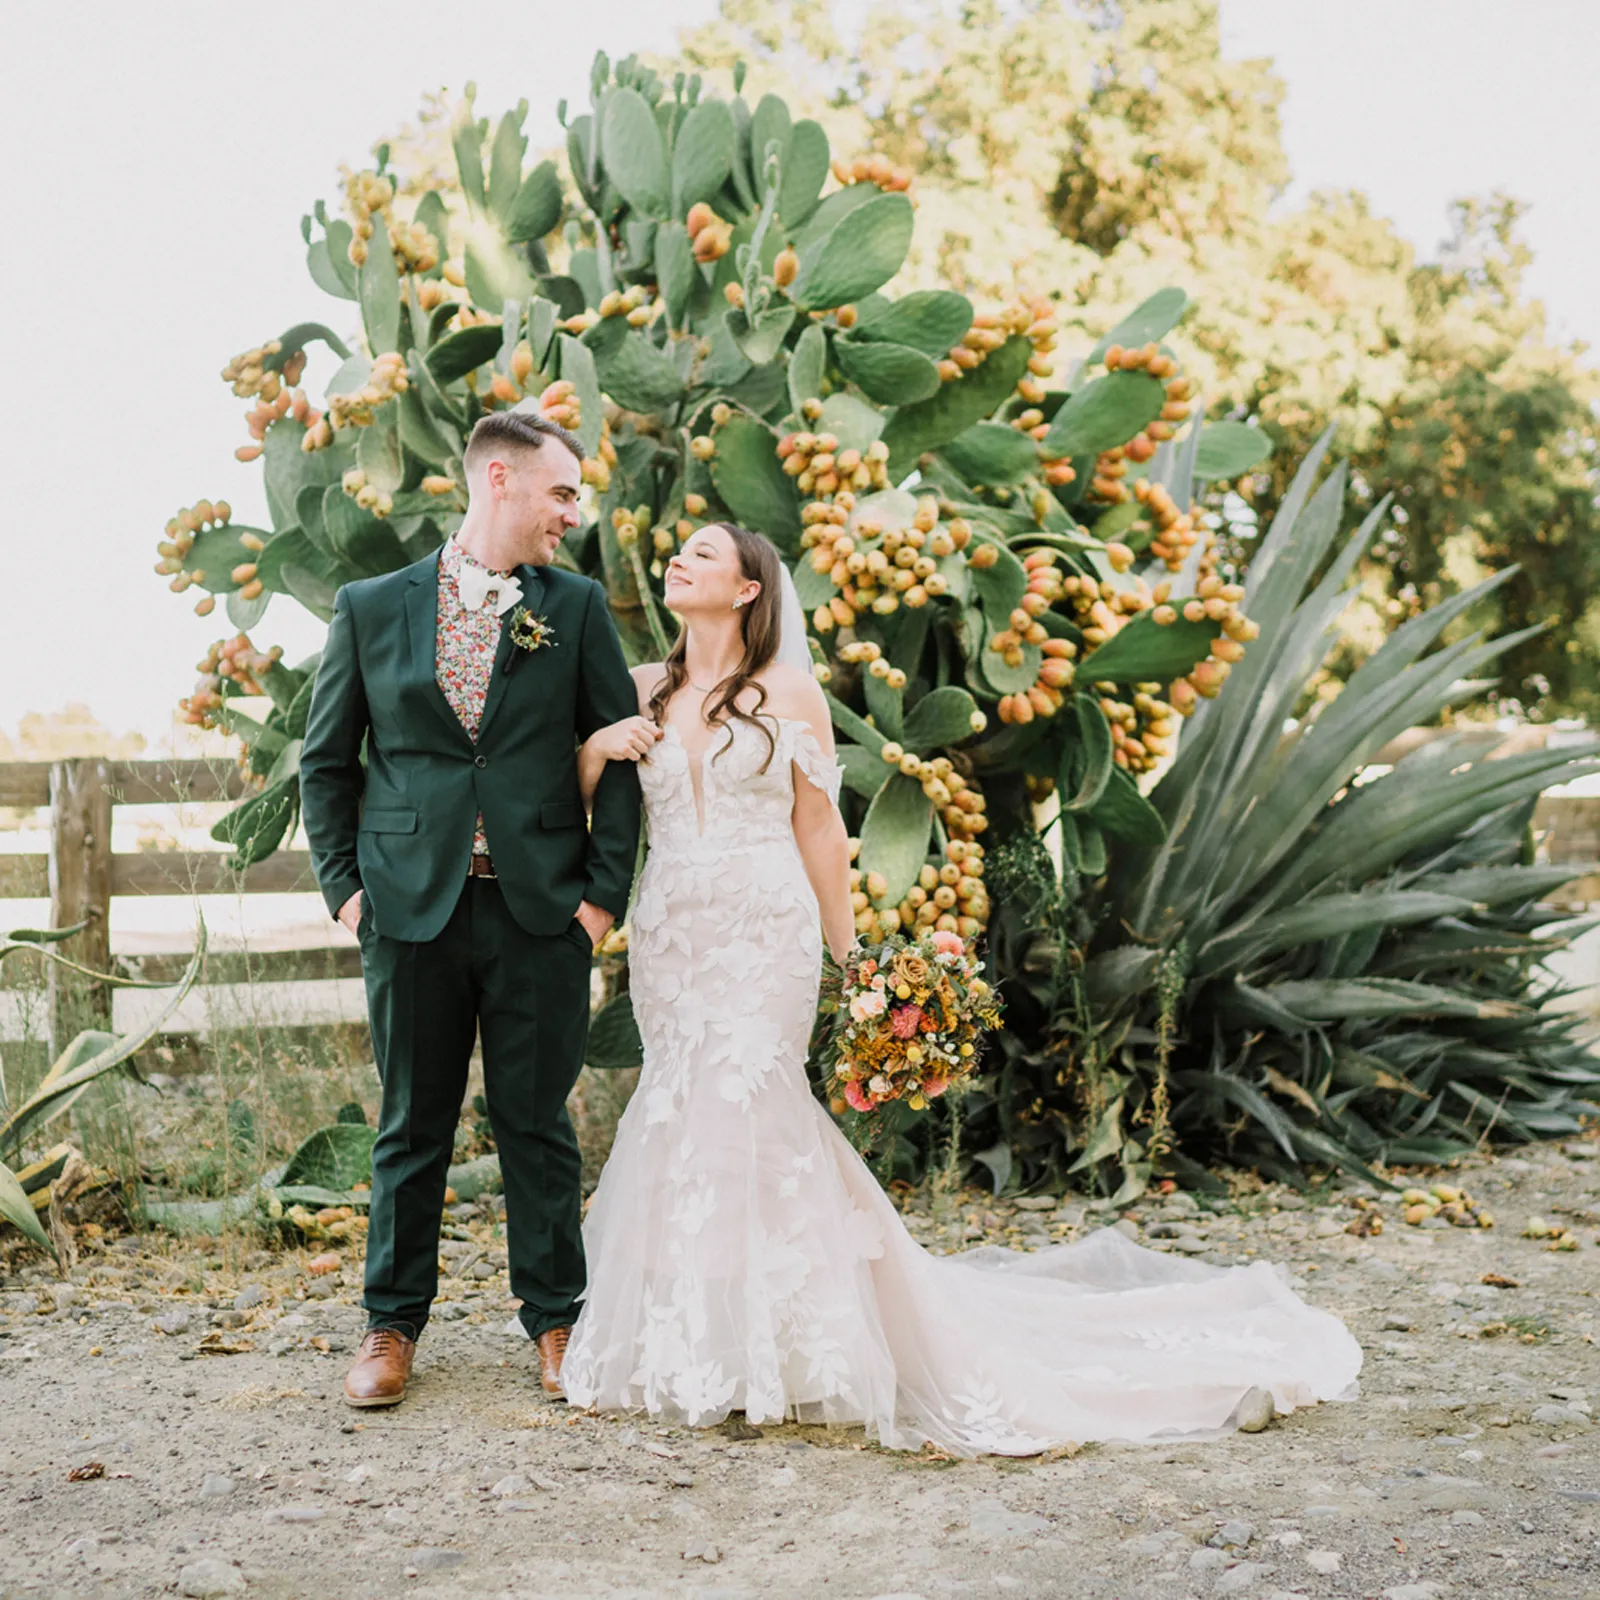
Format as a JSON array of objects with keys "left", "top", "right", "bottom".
[{"left": 300, "top": 409, "right": 641, "bottom": 1408}]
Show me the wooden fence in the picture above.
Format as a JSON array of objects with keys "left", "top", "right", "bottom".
[
  {"left": 0, "top": 757, "right": 360, "bottom": 1055},
  {"left": 0, "top": 756, "right": 1597, "bottom": 1057}
]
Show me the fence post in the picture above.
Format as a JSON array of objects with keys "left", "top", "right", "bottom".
[{"left": 47, "top": 758, "right": 113, "bottom": 1056}]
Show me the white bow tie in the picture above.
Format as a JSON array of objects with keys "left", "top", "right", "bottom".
[{"left": 456, "top": 561, "right": 523, "bottom": 615}]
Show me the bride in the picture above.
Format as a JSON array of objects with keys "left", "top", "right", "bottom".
[{"left": 556, "top": 521, "right": 1361, "bottom": 1455}]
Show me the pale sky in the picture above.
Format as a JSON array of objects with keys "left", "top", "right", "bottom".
[{"left": 1, "top": 0, "right": 1595, "bottom": 747}]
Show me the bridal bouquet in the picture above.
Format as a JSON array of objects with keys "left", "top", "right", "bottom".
[{"left": 827, "top": 929, "right": 1003, "bottom": 1115}]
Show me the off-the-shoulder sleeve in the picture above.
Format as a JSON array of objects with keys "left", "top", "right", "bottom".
[{"left": 790, "top": 721, "right": 844, "bottom": 805}]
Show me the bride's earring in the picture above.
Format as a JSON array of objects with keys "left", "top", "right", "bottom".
[{"left": 731, "top": 598, "right": 745, "bottom": 611}]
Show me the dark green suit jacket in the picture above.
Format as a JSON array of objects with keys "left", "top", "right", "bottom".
[{"left": 299, "top": 548, "right": 641, "bottom": 943}]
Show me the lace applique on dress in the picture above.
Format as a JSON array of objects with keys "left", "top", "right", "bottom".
[{"left": 559, "top": 713, "right": 1362, "bottom": 1454}]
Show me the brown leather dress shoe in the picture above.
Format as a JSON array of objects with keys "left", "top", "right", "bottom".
[
  {"left": 343, "top": 1327, "right": 416, "bottom": 1408},
  {"left": 536, "top": 1326, "right": 571, "bottom": 1396}
]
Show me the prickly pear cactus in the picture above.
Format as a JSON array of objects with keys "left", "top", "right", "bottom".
[{"left": 160, "top": 52, "right": 1275, "bottom": 912}]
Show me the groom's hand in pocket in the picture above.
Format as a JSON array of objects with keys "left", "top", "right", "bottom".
[
  {"left": 574, "top": 899, "right": 613, "bottom": 952},
  {"left": 337, "top": 891, "right": 363, "bottom": 937}
]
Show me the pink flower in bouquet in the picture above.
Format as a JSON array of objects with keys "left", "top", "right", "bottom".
[
  {"left": 850, "top": 989, "right": 888, "bottom": 1022},
  {"left": 930, "top": 929, "right": 965, "bottom": 958},
  {"left": 844, "top": 1079, "right": 875, "bottom": 1113},
  {"left": 923, "top": 1076, "right": 949, "bottom": 1097},
  {"left": 890, "top": 1004, "right": 924, "bottom": 1039}
]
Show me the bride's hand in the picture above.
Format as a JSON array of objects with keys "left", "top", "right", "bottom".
[{"left": 585, "top": 716, "right": 663, "bottom": 763}]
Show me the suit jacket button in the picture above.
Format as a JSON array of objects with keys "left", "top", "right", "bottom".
[{"left": 474, "top": 754, "right": 487, "bottom": 769}]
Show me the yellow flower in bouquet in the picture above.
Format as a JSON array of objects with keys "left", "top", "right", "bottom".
[{"left": 829, "top": 928, "right": 1003, "bottom": 1116}]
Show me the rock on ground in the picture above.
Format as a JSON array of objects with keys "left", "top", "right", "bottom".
[{"left": 1, "top": 1137, "right": 1598, "bottom": 1598}]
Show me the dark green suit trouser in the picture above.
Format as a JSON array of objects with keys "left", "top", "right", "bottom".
[{"left": 358, "top": 878, "right": 593, "bottom": 1341}]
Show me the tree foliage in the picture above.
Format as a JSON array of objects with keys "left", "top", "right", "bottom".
[{"left": 675, "top": 0, "right": 1600, "bottom": 715}]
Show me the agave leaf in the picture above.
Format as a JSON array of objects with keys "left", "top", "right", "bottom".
[
  {"left": 3, "top": 922, "right": 90, "bottom": 947},
  {"left": 1332, "top": 1049, "right": 1428, "bottom": 1098},
  {"left": 1277, "top": 746, "right": 1599, "bottom": 908},
  {"left": 1206, "top": 622, "right": 1539, "bottom": 922},
  {"left": 0, "top": 1160, "right": 55, "bottom": 1253},
  {"left": 1, "top": 922, "right": 207, "bottom": 1154},
  {"left": 1264, "top": 1065, "right": 1321, "bottom": 1116},
  {"left": 1256, "top": 977, "right": 1522, "bottom": 1024},
  {"left": 1176, "top": 1070, "right": 1298, "bottom": 1161},
  {"left": 1083, "top": 946, "right": 1160, "bottom": 1011},
  {"left": 1198, "top": 889, "right": 1481, "bottom": 978},
  {"left": 1409, "top": 863, "right": 1593, "bottom": 906},
  {"left": 1067, "top": 1095, "right": 1126, "bottom": 1172}
]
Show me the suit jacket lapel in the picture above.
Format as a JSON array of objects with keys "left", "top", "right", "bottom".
[
  {"left": 405, "top": 551, "right": 475, "bottom": 748},
  {"left": 476, "top": 562, "right": 546, "bottom": 744}
]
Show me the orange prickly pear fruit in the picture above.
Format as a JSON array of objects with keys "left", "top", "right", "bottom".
[
  {"left": 685, "top": 202, "right": 715, "bottom": 239},
  {"left": 774, "top": 248, "right": 799, "bottom": 288}
]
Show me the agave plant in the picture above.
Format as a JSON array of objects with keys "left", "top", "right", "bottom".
[
  {"left": 994, "top": 431, "right": 1600, "bottom": 1199},
  {"left": 0, "top": 923, "right": 207, "bottom": 1254}
]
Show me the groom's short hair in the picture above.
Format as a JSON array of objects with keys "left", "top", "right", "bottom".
[{"left": 464, "top": 410, "right": 583, "bottom": 474}]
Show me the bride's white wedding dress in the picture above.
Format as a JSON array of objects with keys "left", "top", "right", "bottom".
[{"left": 560, "top": 712, "right": 1362, "bottom": 1455}]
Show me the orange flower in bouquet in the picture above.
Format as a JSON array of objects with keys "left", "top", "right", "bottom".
[{"left": 827, "top": 928, "right": 1003, "bottom": 1116}]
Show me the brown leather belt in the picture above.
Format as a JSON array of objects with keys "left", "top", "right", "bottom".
[{"left": 467, "top": 854, "right": 497, "bottom": 879}]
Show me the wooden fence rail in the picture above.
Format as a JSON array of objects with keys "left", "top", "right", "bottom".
[
  {"left": 1, "top": 757, "right": 1597, "bottom": 1057},
  {"left": 1, "top": 758, "right": 360, "bottom": 1054}
]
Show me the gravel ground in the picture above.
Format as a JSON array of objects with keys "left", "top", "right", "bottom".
[{"left": 2, "top": 1140, "right": 1598, "bottom": 1600}]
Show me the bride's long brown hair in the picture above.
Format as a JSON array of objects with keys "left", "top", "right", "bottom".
[{"left": 647, "top": 523, "right": 785, "bottom": 769}]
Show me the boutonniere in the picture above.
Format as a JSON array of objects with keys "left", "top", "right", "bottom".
[
  {"left": 505, "top": 606, "right": 556, "bottom": 674},
  {"left": 509, "top": 606, "right": 556, "bottom": 653}
]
